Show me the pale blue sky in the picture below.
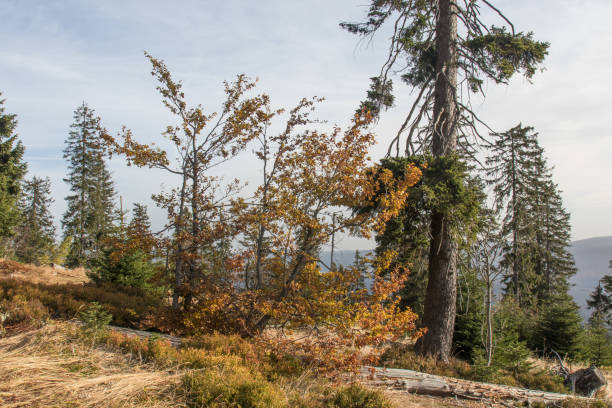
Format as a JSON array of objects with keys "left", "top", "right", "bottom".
[{"left": 1, "top": 0, "right": 611, "bottom": 247}]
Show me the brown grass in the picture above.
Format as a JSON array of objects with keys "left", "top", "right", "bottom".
[
  {"left": 0, "top": 258, "right": 88, "bottom": 285},
  {"left": 0, "top": 322, "right": 184, "bottom": 407}
]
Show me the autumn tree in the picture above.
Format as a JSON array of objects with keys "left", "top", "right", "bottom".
[
  {"left": 62, "top": 103, "right": 116, "bottom": 267},
  {"left": 0, "top": 93, "right": 27, "bottom": 255},
  {"left": 342, "top": 0, "right": 548, "bottom": 360},
  {"left": 14, "top": 177, "right": 56, "bottom": 265},
  {"left": 183, "top": 108, "right": 424, "bottom": 371},
  {"left": 104, "top": 53, "right": 274, "bottom": 310},
  {"left": 103, "top": 54, "right": 425, "bottom": 370}
]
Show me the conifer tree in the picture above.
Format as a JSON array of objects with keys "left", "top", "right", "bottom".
[
  {"left": 90, "top": 203, "right": 157, "bottom": 291},
  {"left": 579, "top": 314, "right": 612, "bottom": 367},
  {"left": 487, "top": 125, "right": 575, "bottom": 307},
  {"left": 342, "top": 0, "right": 548, "bottom": 360},
  {"left": 0, "top": 93, "right": 27, "bottom": 253},
  {"left": 579, "top": 280, "right": 612, "bottom": 365},
  {"left": 533, "top": 293, "right": 582, "bottom": 357},
  {"left": 587, "top": 277, "right": 612, "bottom": 326},
  {"left": 62, "top": 102, "right": 115, "bottom": 267},
  {"left": 14, "top": 177, "right": 56, "bottom": 264},
  {"left": 532, "top": 179, "right": 576, "bottom": 300},
  {"left": 486, "top": 124, "right": 540, "bottom": 304}
]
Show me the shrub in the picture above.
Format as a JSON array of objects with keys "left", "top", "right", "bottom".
[
  {"left": 79, "top": 302, "right": 112, "bottom": 338},
  {"left": 90, "top": 247, "right": 161, "bottom": 294},
  {"left": 0, "top": 294, "right": 49, "bottom": 334},
  {"left": 183, "top": 333, "right": 259, "bottom": 364},
  {"left": 531, "top": 294, "right": 583, "bottom": 358},
  {"left": 326, "top": 384, "right": 392, "bottom": 408},
  {"left": 181, "top": 367, "right": 287, "bottom": 408},
  {"left": 557, "top": 399, "right": 608, "bottom": 408},
  {"left": 380, "top": 344, "right": 473, "bottom": 378},
  {"left": 0, "top": 278, "right": 162, "bottom": 328}
]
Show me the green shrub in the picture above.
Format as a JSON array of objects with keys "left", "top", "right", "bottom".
[
  {"left": 90, "top": 248, "right": 161, "bottom": 294},
  {"left": 514, "top": 370, "right": 566, "bottom": 393},
  {"left": 182, "top": 366, "right": 287, "bottom": 408},
  {"left": 79, "top": 302, "right": 112, "bottom": 337},
  {"left": 326, "top": 384, "right": 392, "bottom": 408},
  {"left": 531, "top": 294, "right": 583, "bottom": 358}
]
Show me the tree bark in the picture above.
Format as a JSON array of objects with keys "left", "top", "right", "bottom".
[
  {"left": 416, "top": 0, "right": 458, "bottom": 362},
  {"left": 485, "top": 277, "right": 493, "bottom": 366}
]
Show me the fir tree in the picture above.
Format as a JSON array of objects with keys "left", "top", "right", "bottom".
[
  {"left": 90, "top": 203, "right": 157, "bottom": 291},
  {"left": 587, "top": 277, "right": 612, "bottom": 326},
  {"left": 62, "top": 102, "right": 115, "bottom": 267},
  {"left": 0, "top": 93, "right": 27, "bottom": 253},
  {"left": 533, "top": 293, "right": 582, "bottom": 357},
  {"left": 579, "top": 314, "right": 612, "bottom": 367},
  {"left": 454, "top": 259, "right": 485, "bottom": 361},
  {"left": 129, "top": 203, "right": 152, "bottom": 236},
  {"left": 14, "top": 177, "right": 56, "bottom": 264},
  {"left": 530, "top": 161, "right": 576, "bottom": 302},
  {"left": 342, "top": 0, "right": 548, "bottom": 361},
  {"left": 486, "top": 124, "right": 540, "bottom": 305},
  {"left": 487, "top": 125, "right": 576, "bottom": 307}
]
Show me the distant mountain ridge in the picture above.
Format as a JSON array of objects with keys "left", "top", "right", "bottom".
[
  {"left": 569, "top": 236, "right": 612, "bottom": 318},
  {"left": 322, "top": 236, "right": 612, "bottom": 319}
]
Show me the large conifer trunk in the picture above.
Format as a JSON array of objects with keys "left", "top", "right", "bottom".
[{"left": 416, "top": 0, "right": 458, "bottom": 361}]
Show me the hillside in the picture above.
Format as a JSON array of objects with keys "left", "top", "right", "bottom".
[
  {"left": 0, "top": 321, "right": 544, "bottom": 408},
  {"left": 2, "top": 259, "right": 608, "bottom": 407},
  {"left": 569, "top": 236, "right": 612, "bottom": 317}
]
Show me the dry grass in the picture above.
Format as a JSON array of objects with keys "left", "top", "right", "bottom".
[
  {"left": 0, "top": 322, "right": 184, "bottom": 407},
  {"left": 529, "top": 356, "right": 612, "bottom": 402},
  {"left": 0, "top": 258, "right": 88, "bottom": 285}
]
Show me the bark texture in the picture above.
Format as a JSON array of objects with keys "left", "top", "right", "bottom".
[{"left": 416, "top": 0, "right": 458, "bottom": 361}]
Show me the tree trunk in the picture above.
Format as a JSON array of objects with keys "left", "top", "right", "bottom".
[
  {"left": 172, "top": 174, "right": 188, "bottom": 311},
  {"left": 416, "top": 0, "right": 458, "bottom": 362},
  {"left": 485, "top": 278, "right": 493, "bottom": 366}
]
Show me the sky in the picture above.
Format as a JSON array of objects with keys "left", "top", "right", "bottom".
[{"left": 1, "top": 0, "right": 611, "bottom": 249}]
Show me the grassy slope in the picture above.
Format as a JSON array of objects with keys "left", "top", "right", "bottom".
[
  {"left": 0, "top": 322, "right": 183, "bottom": 408},
  {"left": 0, "top": 259, "right": 608, "bottom": 408}
]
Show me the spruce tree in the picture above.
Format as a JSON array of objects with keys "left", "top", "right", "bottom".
[
  {"left": 486, "top": 124, "right": 540, "bottom": 304},
  {"left": 532, "top": 180, "right": 576, "bottom": 300},
  {"left": 579, "top": 278, "right": 612, "bottom": 366},
  {"left": 129, "top": 203, "right": 152, "bottom": 236},
  {"left": 454, "top": 259, "right": 485, "bottom": 361},
  {"left": 342, "top": 0, "right": 548, "bottom": 361},
  {"left": 533, "top": 293, "right": 582, "bottom": 357},
  {"left": 579, "top": 315, "right": 612, "bottom": 367},
  {"left": 62, "top": 102, "right": 115, "bottom": 267},
  {"left": 14, "top": 177, "right": 56, "bottom": 264},
  {"left": 90, "top": 203, "right": 157, "bottom": 291},
  {"left": 587, "top": 277, "right": 612, "bottom": 326},
  {"left": 0, "top": 93, "right": 27, "bottom": 253},
  {"left": 487, "top": 125, "right": 575, "bottom": 307}
]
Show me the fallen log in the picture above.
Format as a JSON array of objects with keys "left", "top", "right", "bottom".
[{"left": 361, "top": 366, "right": 594, "bottom": 405}]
